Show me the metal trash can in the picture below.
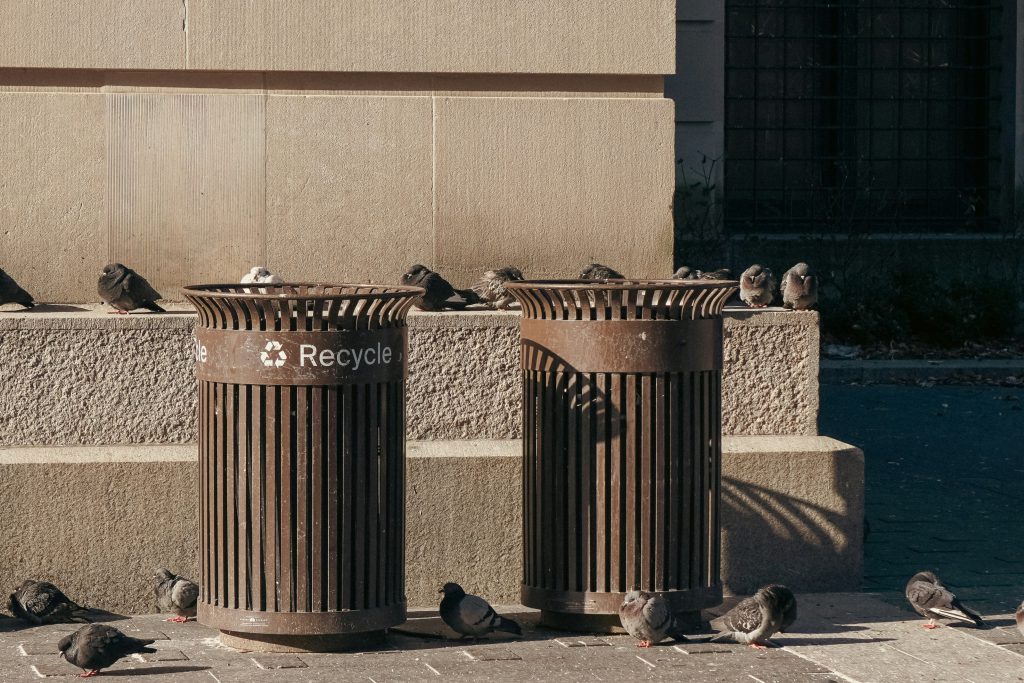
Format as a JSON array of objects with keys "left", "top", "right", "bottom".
[
  {"left": 182, "top": 283, "right": 421, "bottom": 651},
  {"left": 506, "top": 279, "right": 738, "bottom": 632}
]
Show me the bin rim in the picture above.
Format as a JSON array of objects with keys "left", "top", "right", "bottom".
[
  {"left": 506, "top": 278, "right": 739, "bottom": 290},
  {"left": 181, "top": 283, "right": 425, "bottom": 302}
]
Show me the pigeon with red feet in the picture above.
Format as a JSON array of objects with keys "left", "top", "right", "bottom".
[
  {"left": 905, "top": 571, "right": 984, "bottom": 629},
  {"left": 58, "top": 624, "right": 156, "bottom": 677},
  {"left": 709, "top": 584, "right": 796, "bottom": 649},
  {"left": 98, "top": 263, "right": 165, "bottom": 314},
  {"left": 438, "top": 582, "right": 522, "bottom": 640},
  {"left": 618, "top": 590, "right": 690, "bottom": 647},
  {"left": 153, "top": 568, "right": 199, "bottom": 623},
  {"left": 10, "top": 580, "right": 90, "bottom": 625}
]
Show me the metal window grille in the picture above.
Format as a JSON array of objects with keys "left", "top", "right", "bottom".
[{"left": 724, "top": 0, "right": 1005, "bottom": 233}]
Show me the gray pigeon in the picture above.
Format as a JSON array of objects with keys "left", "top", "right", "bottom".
[
  {"left": 98, "top": 263, "right": 165, "bottom": 313},
  {"left": 671, "top": 266, "right": 697, "bottom": 280},
  {"left": 438, "top": 582, "right": 522, "bottom": 639},
  {"left": 153, "top": 568, "right": 199, "bottom": 623},
  {"left": 579, "top": 263, "right": 624, "bottom": 280},
  {"left": 618, "top": 591, "right": 690, "bottom": 647},
  {"left": 905, "top": 571, "right": 984, "bottom": 629},
  {"left": 697, "top": 268, "right": 732, "bottom": 280},
  {"left": 739, "top": 264, "right": 776, "bottom": 308},
  {"left": 240, "top": 266, "right": 283, "bottom": 286},
  {"left": 0, "top": 267, "right": 34, "bottom": 308},
  {"left": 710, "top": 584, "right": 797, "bottom": 648},
  {"left": 401, "top": 265, "right": 481, "bottom": 311},
  {"left": 10, "top": 580, "right": 90, "bottom": 625},
  {"left": 58, "top": 624, "right": 156, "bottom": 677},
  {"left": 472, "top": 266, "right": 525, "bottom": 310},
  {"left": 780, "top": 263, "right": 818, "bottom": 310},
  {"left": 1015, "top": 601, "right": 1023, "bottom": 638}
]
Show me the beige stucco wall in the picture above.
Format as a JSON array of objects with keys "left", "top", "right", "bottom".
[{"left": 0, "top": 2, "right": 676, "bottom": 302}]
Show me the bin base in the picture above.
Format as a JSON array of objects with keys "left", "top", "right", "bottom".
[{"left": 219, "top": 629, "right": 387, "bottom": 653}]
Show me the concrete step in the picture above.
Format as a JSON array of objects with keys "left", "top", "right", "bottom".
[
  {"left": 0, "top": 436, "right": 861, "bottom": 615},
  {"left": 0, "top": 305, "right": 819, "bottom": 446}
]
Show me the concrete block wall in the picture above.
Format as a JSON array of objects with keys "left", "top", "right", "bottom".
[{"left": 0, "top": 2, "right": 677, "bottom": 302}]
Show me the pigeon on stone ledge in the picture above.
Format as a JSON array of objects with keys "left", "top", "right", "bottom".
[
  {"left": 401, "top": 265, "right": 481, "bottom": 311},
  {"left": 709, "top": 584, "right": 797, "bottom": 649},
  {"left": 618, "top": 590, "right": 690, "bottom": 647},
  {"left": 59, "top": 624, "right": 156, "bottom": 677},
  {"left": 579, "top": 263, "right": 624, "bottom": 280},
  {"left": 739, "top": 264, "right": 776, "bottom": 308},
  {"left": 10, "top": 580, "right": 90, "bottom": 625},
  {"left": 98, "top": 263, "right": 165, "bottom": 313},
  {"left": 781, "top": 263, "right": 818, "bottom": 310},
  {"left": 153, "top": 568, "right": 199, "bottom": 623},
  {"left": 438, "top": 582, "right": 522, "bottom": 639},
  {"left": 905, "top": 571, "right": 984, "bottom": 629},
  {"left": 473, "top": 266, "right": 524, "bottom": 310},
  {"left": 0, "top": 267, "right": 34, "bottom": 309}
]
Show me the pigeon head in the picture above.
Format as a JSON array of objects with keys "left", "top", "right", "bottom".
[
  {"left": 249, "top": 266, "right": 272, "bottom": 279},
  {"left": 438, "top": 582, "right": 465, "bottom": 598},
  {"left": 672, "top": 266, "right": 695, "bottom": 280},
  {"left": 57, "top": 633, "right": 73, "bottom": 658},
  {"left": 789, "top": 262, "right": 810, "bottom": 279},
  {"left": 622, "top": 590, "right": 650, "bottom": 606},
  {"left": 756, "top": 584, "right": 792, "bottom": 612},
  {"left": 401, "top": 264, "right": 432, "bottom": 286},
  {"left": 101, "top": 263, "right": 127, "bottom": 278},
  {"left": 153, "top": 568, "right": 174, "bottom": 583},
  {"left": 909, "top": 570, "right": 940, "bottom": 585}
]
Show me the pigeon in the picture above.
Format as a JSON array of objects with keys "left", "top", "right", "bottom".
[
  {"left": 780, "top": 263, "right": 818, "bottom": 310},
  {"left": 153, "top": 568, "right": 199, "bottom": 623},
  {"left": 1016, "top": 600, "right": 1024, "bottom": 639},
  {"left": 905, "top": 571, "right": 984, "bottom": 629},
  {"left": 58, "top": 624, "right": 156, "bottom": 677},
  {"left": 618, "top": 590, "right": 690, "bottom": 647},
  {"left": 240, "top": 266, "right": 283, "bottom": 286},
  {"left": 709, "top": 584, "right": 797, "bottom": 649},
  {"left": 401, "top": 265, "right": 481, "bottom": 311},
  {"left": 438, "top": 582, "right": 522, "bottom": 639},
  {"left": 472, "top": 266, "right": 524, "bottom": 310},
  {"left": 10, "top": 580, "right": 90, "bottom": 625},
  {"left": 0, "top": 267, "right": 34, "bottom": 308},
  {"left": 671, "top": 266, "right": 697, "bottom": 280},
  {"left": 697, "top": 268, "right": 732, "bottom": 280},
  {"left": 98, "top": 263, "right": 165, "bottom": 314},
  {"left": 579, "top": 263, "right": 624, "bottom": 280},
  {"left": 739, "top": 264, "right": 776, "bottom": 308}
]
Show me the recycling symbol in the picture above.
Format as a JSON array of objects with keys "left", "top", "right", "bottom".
[{"left": 260, "top": 341, "right": 287, "bottom": 368}]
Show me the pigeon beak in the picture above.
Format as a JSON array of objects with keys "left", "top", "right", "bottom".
[{"left": 58, "top": 652, "right": 65, "bottom": 660}]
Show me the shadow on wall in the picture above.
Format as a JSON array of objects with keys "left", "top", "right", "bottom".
[{"left": 719, "top": 454, "right": 864, "bottom": 595}]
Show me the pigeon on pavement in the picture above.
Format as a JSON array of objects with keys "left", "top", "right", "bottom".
[
  {"left": 739, "top": 264, "right": 776, "bottom": 308},
  {"left": 1015, "top": 601, "right": 1023, "bottom": 638},
  {"left": 153, "top": 569, "right": 199, "bottom": 623},
  {"left": 473, "top": 267, "right": 524, "bottom": 310},
  {"left": 10, "top": 580, "right": 90, "bottom": 625},
  {"left": 671, "top": 266, "right": 697, "bottom": 280},
  {"left": 0, "top": 267, "right": 34, "bottom": 308},
  {"left": 905, "top": 571, "right": 984, "bottom": 629},
  {"left": 579, "top": 263, "right": 624, "bottom": 280},
  {"left": 98, "top": 263, "right": 165, "bottom": 313},
  {"left": 241, "top": 266, "right": 283, "bottom": 286},
  {"left": 438, "top": 582, "right": 522, "bottom": 639},
  {"left": 58, "top": 624, "right": 156, "bottom": 677},
  {"left": 710, "top": 584, "right": 797, "bottom": 648},
  {"left": 401, "top": 265, "right": 481, "bottom": 311},
  {"left": 781, "top": 263, "right": 818, "bottom": 310},
  {"left": 618, "top": 591, "right": 690, "bottom": 647}
]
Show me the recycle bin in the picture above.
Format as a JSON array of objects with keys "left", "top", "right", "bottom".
[
  {"left": 506, "top": 279, "right": 738, "bottom": 632},
  {"left": 182, "top": 283, "right": 422, "bottom": 651}
]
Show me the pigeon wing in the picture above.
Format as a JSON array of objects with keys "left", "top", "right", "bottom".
[
  {"left": 171, "top": 579, "right": 199, "bottom": 611},
  {"left": 457, "top": 594, "right": 500, "bottom": 634},
  {"left": 712, "top": 596, "right": 762, "bottom": 634},
  {"left": 124, "top": 271, "right": 163, "bottom": 304}
]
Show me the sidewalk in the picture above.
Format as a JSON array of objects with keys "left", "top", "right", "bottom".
[{"left": 2, "top": 592, "right": 1021, "bottom": 682}]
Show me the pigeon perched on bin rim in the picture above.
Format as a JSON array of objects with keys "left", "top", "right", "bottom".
[
  {"left": 905, "top": 571, "right": 984, "bottom": 629},
  {"left": 58, "top": 624, "right": 157, "bottom": 677},
  {"left": 438, "top": 582, "right": 522, "bottom": 639},
  {"left": 739, "top": 264, "right": 776, "bottom": 308},
  {"left": 9, "top": 580, "right": 90, "bottom": 625},
  {"left": 240, "top": 266, "right": 283, "bottom": 286},
  {"left": 671, "top": 266, "right": 697, "bottom": 280},
  {"left": 401, "top": 265, "right": 481, "bottom": 311},
  {"left": 579, "top": 263, "right": 624, "bottom": 280},
  {"left": 618, "top": 590, "right": 690, "bottom": 647},
  {"left": 709, "top": 584, "right": 797, "bottom": 649},
  {"left": 98, "top": 263, "right": 165, "bottom": 314},
  {"left": 697, "top": 268, "right": 732, "bottom": 281},
  {"left": 781, "top": 262, "right": 818, "bottom": 310},
  {"left": 473, "top": 266, "right": 524, "bottom": 310},
  {"left": 153, "top": 568, "right": 199, "bottom": 623},
  {"left": 0, "top": 267, "right": 34, "bottom": 308}
]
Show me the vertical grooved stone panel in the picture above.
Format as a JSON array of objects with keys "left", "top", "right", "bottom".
[{"left": 107, "top": 94, "right": 265, "bottom": 296}]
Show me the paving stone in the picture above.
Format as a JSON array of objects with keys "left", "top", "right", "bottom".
[
  {"left": 139, "top": 648, "right": 190, "bottom": 661},
  {"left": 31, "top": 662, "right": 81, "bottom": 678},
  {"left": 461, "top": 647, "right": 521, "bottom": 661},
  {"left": 19, "top": 642, "right": 58, "bottom": 655},
  {"left": 555, "top": 636, "right": 612, "bottom": 647},
  {"left": 251, "top": 654, "right": 308, "bottom": 669}
]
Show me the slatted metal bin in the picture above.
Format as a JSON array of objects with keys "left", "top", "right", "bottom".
[
  {"left": 182, "top": 284, "right": 421, "bottom": 650},
  {"left": 506, "top": 280, "right": 738, "bottom": 631}
]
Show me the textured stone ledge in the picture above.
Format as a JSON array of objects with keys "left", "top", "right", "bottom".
[
  {"left": 0, "top": 306, "right": 818, "bottom": 445},
  {"left": 0, "top": 435, "right": 861, "bottom": 614}
]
